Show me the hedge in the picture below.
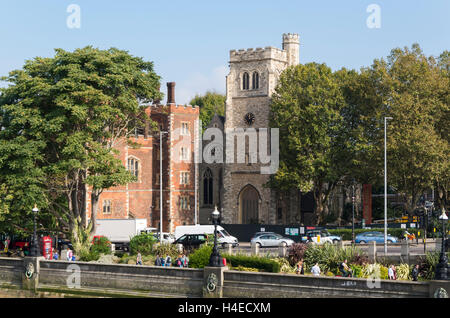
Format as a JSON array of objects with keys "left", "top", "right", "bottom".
[
  {"left": 223, "top": 254, "right": 281, "bottom": 273},
  {"left": 328, "top": 228, "right": 420, "bottom": 240}
]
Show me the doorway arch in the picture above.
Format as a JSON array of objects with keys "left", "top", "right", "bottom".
[{"left": 238, "top": 185, "right": 260, "bottom": 224}]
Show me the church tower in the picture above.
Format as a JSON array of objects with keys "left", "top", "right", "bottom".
[{"left": 221, "top": 34, "right": 300, "bottom": 225}]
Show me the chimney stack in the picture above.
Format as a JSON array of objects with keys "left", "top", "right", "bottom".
[{"left": 167, "top": 82, "right": 176, "bottom": 105}]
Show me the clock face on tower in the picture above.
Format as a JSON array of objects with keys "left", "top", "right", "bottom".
[{"left": 244, "top": 112, "right": 255, "bottom": 126}]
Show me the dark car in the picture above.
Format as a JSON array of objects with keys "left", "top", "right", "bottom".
[{"left": 173, "top": 234, "right": 208, "bottom": 249}]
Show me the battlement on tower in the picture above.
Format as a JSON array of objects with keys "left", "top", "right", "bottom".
[
  {"left": 282, "top": 33, "right": 300, "bottom": 44},
  {"left": 230, "top": 46, "right": 287, "bottom": 63}
]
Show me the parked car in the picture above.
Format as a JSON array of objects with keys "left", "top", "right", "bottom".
[
  {"left": 355, "top": 231, "right": 397, "bottom": 244},
  {"left": 174, "top": 225, "right": 239, "bottom": 247},
  {"left": 250, "top": 232, "right": 276, "bottom": 240},
  {"left": 153, "top": 232, "right": 176, "bottom": 244},
  {"left": 173, "top": 234, "right": 208, "bottom": 249},
  {"left": 250, "top": 233, "right": 294, "bottom": 248},
  {"left": 303, "top": 230, "right": 334, "bottom": 244},
  {"left": 320, "top": 230, "right": 342, "bottom": 243}
]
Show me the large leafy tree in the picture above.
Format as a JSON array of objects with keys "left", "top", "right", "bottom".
[
  {"left": 351, "top": 44, "right": 449, "bottom": 213},
  {"left": 189, "top": 91, "right": 225, "bottom": 131},
  {"left": 270, "top": 63, "right": 351, "bottom": 225},
  {"left": 0, "top": 47, "right": 162, "bottom": 252}
]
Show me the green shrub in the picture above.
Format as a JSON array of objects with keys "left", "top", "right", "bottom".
[
  {"left": 223, "top": 254, "right": 281, "bottom": 273},
  {"left": 153, "top": 243, "right": 179, "bottom": 259},
  {"left": 349, "top": 264, "right": 363, "bottom": 278},
  {"left": 396, "top": 263, "right": 411, "bottom": 280},
  {"left": 232, "top": 266, "right": 260, "bottom": 272},
  {"left": 79, "top": 250, "right": 100, "bottom": 262},
  {"left": 91, "top": 236, "right": 111, "bottom": 255},
  {"left": 361, "top": 263, "right": 389, "bottom": 280},
  {"left": 188, "top": 244, "right": 213, "bottom": 268},
  {"left": 418, "top": 251, "right": 450, "bottom": 280},
  {"left": 129, "top": 233, "right": 157, "bottom": 255},
  {"left": 303, "top": 244, "right": 368, "bottom": 273}
]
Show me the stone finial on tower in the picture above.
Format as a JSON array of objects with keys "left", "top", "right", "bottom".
[{"left": 282, "top": 33, "right": 300, "bottom": 67}]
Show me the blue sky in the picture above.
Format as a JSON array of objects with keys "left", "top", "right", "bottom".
[{"left": 0, "top": 0, "right": 448, "bottom": 104}]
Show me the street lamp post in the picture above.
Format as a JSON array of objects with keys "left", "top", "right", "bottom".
[
  {"left": 208, "top": 206, "right": 223, "bottom": 267},
  {"left": 352, "top": 182, "right": 355, "bottom": 245},
  {"left": 384, "top": 116, "right": 393, "bottom": 256},
  {"left": 30, "top": 204, "right": 40, "bottom": 257},
  {"left": 435, "top": 208, "right": 448, "bottom": 280}
]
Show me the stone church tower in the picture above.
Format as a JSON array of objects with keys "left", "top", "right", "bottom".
[{"left": 220, "top": 34, "right": 300, "bottom": 224}]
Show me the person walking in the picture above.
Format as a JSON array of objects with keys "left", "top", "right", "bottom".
[
  {"left": 165, "top": 255, "right": 172, "bottom": 267},
  {"left": 411, "top": 264, "right": 420, "bottom": 281},
  {"left": 183, "top": 254, "right": 189, "bottom": 268},
  {"left": 176, "top": 254, "right": 183, "bottom": 267},
  {"left": 67, "top": 248, "right": 73, "bottom": 261},
  {"left": 311, "top": 263, "right": 321, "bottom": 276},
  {"left": 136, "top": 252, "right": 143, "bottom": 265},
  {"left": 388, "top": 265, "right": 397, "bottom": 280},
  {"left": 295, "top": 259, "right": 304, "bottom": 275},
  {"left": 155, "top": 254, "right": 162, "bottom": 266}
]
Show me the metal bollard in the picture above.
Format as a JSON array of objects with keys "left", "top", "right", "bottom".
[{"left": 278, "top": 244, "right": 287, "bottom": 258}]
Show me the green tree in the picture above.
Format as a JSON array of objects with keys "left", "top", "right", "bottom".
[
  {"left": 270, "top": 63, "right": 351, "bottom": 225},
  {"left": 189, "top": 91, "right": 225, "bottom": 131},
  {"left": 0, "top": 46, "right": 162, "bottom": 253},
  {"left": 352, "top": 44, "right": 449, "bottom": 214}
]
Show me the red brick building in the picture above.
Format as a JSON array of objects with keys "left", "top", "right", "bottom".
[{"left": 86, "top": 82, "right": 199, "bottom": 233}]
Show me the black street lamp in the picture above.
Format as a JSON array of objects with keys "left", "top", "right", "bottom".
[
  {"left": 352, "top": 182, "right": 355, "bottom": 245},
  {"left": 208, "top": 206, "right": 223, "bottom": 267},
  {"left": 435, "top": 207, "right": 448, "bottom": 280},
  {"left": 30, "top": 204, "right": 41, "bottom": 257}
]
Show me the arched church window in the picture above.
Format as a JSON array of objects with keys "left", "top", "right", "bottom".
[
  {"left": 242, "top": 72, "right": 250, "bottom": 90},
  {"left": 203, "top": 168, "right": 213, "bottom": 205},
  {"left": 252, "top": 72, "right": 259, "bottom": 89}
]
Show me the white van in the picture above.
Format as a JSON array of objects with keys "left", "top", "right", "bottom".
[{"left": 174, "top": 225, "right": 239, "bottom": 247}]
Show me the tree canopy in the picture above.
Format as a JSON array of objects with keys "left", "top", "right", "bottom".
[
  {"left": 0, "top": 46, "right": 162, "bottom": 251},
  {"left": 189, "top": 91, "right": 225, "bottom": 130}
]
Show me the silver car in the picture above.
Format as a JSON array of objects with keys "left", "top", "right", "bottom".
[{"left": 250, "top": 233, "right": 294, "bottom": 247}]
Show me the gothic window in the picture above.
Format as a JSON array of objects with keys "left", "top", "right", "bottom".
[
  {"left": 127, "top": 157, "right": 139, "bottom": 178},
  {"left": 252, "top": 72, "right": 259, "bottom": 89},
  {"left": 203, "top": 168, "right": 213, "bottom": 205},
  {"left": 242, "top": 72, "right": 250, "bottom": 90},
  {"left": 103, "top": 200, "right": 112, "bottom": 214}
]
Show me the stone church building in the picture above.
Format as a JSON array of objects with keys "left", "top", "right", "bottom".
[{"left": 199, "top": 33, "right": 328, "bottom": 226}]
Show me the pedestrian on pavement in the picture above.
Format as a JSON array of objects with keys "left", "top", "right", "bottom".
[
  {"left": 339, "top": 259, "right": 352, "bottom": 277},
  {"left": 165, "top": 254, "right": 172, "bottom": 267},
  {"left": 155, "top": 254, "right": 162, "bottom": 266},
  {"left": 411, "top": 264, "right": 420, "bottom": 281},
  {"left": 136, "top": 252, "right": 143, "bottom": 265},
  {"left": 311, "top": 263, "right": 321, "bottom": 276},
  {"left": 388, "top": 265, "right": 397, "bottom": 280},
  {"left": 295, "top": 259, "right": 304, "bottom": 275},
  {"left": 67, "top": 248, "right": 73, "bottom": 261},
  {"left": 183, "top": 254, "right": 189, "bottom": 268},
  {"left": 176, "top": 254, "right": 183, "bottom": 267}
]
